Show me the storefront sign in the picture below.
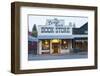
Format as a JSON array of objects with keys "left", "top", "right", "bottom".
[
  {"left": 38, "top": 18, "right": 72, "bottom": 35},
  {"left": 41, "top": 27, "right": 70, "bottom": 33}
]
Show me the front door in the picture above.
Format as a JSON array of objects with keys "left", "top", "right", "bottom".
[{"left": 52, "top": 43, "right": 59, "bottom": 54}]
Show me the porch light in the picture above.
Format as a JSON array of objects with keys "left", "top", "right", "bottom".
[
  {"left": 51, "top": 39, "right": 60, "bottom": 43},
  {"left": 45, "top": 40, "right": 48, "bottom": 44},
  {"left": 63, "top": 41, "right": 66, "bottom": 44}
]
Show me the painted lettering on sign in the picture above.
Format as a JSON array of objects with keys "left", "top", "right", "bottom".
[
  {"left": 38, "top": 18, "right": 73, "bottom": 35},
  {"left": 40, "top": 18, "right": 71, "bottom": 33},
  {"left": 41, "top": 27, "right": 54, "bottom": 33},
  {"left": 41, "top": 27, "right": 70, "bottom": 33}
]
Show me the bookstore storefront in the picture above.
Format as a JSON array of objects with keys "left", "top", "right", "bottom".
[
  {"left": 38, "top": 39, "right": 72, "bottom": 54},
  {"left": 38, "top": 37, "right": 87, "bottom": 55},
  {"left": 37, "top": 18, "right": 74, "bottom": 54},
  {"left": 30, "top": 18, "right": 88, "bottom": 55}
]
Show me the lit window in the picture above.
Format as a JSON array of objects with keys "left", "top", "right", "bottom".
[
  {"left": 42, "top": 40, "right": 50, "bottom": 50},
  {"left": 61, "top": 40, "right": 68, "bottom": 49}
]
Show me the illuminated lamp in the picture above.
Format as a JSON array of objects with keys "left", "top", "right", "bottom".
[
  {"left": 63, "top": 41, "right": 66, "bottom": 44},
  {"left": 52, "top": 39, "right": 59, "bottom": 43},
  {"left": 45, "top": 40, "right": 48, "bottom": 45}
]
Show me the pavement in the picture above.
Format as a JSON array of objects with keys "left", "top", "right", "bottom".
[{"left": 28, "top": 52, "right": 88, "bottom": 61}]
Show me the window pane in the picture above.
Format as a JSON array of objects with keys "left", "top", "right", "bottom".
[
  {"left": 42, "top": 40, "right": 50, "bottom": 50},
  {"left": 61, "top": 40, "right": 68, "bottom": 49}
]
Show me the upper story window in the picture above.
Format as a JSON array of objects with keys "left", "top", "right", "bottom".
[{"left": 84, "top": 31, "right": 88, "bottom": 34}]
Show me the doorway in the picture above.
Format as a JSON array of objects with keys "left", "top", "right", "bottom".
[
  {"left": 52, "top": 43, "right": 60, "bottom": 54},
  {"left": 51, "top": 39, "right": 60, "bottom": 54}
]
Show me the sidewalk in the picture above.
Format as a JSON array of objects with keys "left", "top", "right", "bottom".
[{"left": 28, "top": 52, "right": 88, "bottom": 61}]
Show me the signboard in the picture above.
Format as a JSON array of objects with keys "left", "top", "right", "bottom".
[{"left": 38, "top": 18, "right": 72, "bottom": 36}]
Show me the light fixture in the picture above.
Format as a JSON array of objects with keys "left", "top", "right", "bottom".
[
  {"left": 52, "top": 39, "right": 59, "bottom": 43},
  {"left": 63, "top": 41, "right": 66, "bottom": 44},
  {"left": 45, "top": 40, "right": 48, "bottom": 44}
]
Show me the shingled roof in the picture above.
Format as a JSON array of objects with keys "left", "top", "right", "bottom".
[{"left": 72, "top": 22, "right": 88, "bottom": 35}]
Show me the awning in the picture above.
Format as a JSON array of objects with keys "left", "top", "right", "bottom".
[
  {"left": 38, "top": 35, "right": 88, "bottom": 39},
  {"left": 28, "top": 35, "right": 88, "bottom": 40}
]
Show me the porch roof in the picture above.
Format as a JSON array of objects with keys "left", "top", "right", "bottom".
[{"left": 37, "top": 35, "right": 87, "bottom": 39}]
